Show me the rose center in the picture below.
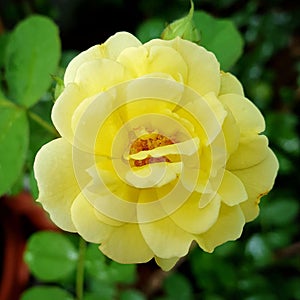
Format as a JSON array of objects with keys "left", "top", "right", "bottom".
[{"left": 129, "top": 133, "right": 174, "bottom": 167}]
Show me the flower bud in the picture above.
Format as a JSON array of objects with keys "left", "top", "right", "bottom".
[{"left": 161, "top": 1, "right": 200, "bottom": 43}]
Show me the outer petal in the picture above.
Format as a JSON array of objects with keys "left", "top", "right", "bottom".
[
  {"left": 33, "top": 138, "right": 79, "bottom": 231},
  {"left": 218, "top": 170, "right": 247, "bottom": 206},
  {"left": 138, "top": 216, "right": 193, "bottom": 259},
  {"left": 52, "top": 83, "right": 86, "bottom": 141},
  {"left": 227, "top": 135, "right": 269, "bottom": 170},
  {"left": 74, "top": 58, "right": 130, "bottom": 97},
  {"left": 222, "top": 108, "right": 240, "bottom": 156},
  {"left": 196, "top": 204, "right": 245, "bottom": 252},
  {"left": 103, "top": 31, "right": 142, "bottom": 60},
  {"left": 117, "top": 45, "right": 188, "bottom": 81},
  {"left": 232, "top": 148, "right": 279, "bottom": 221},
  {"left": 99, "top": 223, "right": 153, "bottom": 264},
  {"left": 71, "top": 193, "right": 113, "bottom": 243},
  {"left": 219, "top": 72, "right": 244, "bottom": 96},
  {"left": 155, "top": 256, "right": 180, "bottom": 272},
  {"left": 144, "top": 37, "right": 220, "bottom": 95},
  {"left": 64, "top": 32, "right": 141, "bottom": 85},
  {"left": 170, "top": 193, "right": 221, "bottom": 234},
  {"left": 64, "top": 45, "right": 103, "bottom": 85},
  {"left": 219, "top": 94, "right": 265, "bottom": 134}
]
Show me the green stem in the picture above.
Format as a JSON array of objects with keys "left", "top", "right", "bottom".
[
  {"left": 76, "top": 237, "right": 87, "bottom": 300},
  {"left": 28, "top": 110, "right": 59, "bottom": 137}
]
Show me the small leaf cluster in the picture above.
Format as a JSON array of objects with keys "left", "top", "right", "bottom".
[
  {"left": 22, "top": 231, "right": 143, "bottom": 300},
  {"left": 0, "top": 15, "right": 60, "bottom": 197}
]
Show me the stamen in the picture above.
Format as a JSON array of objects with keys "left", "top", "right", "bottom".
[{"left": 129, "top": 133, "right": 174, "bottom": 167}]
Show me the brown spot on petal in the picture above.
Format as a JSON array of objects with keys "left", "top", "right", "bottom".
[{"left": 255, "top": 191, "right": 269, "bottom": 205}]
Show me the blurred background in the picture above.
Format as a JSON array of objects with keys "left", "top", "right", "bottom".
[{"left": 0, "top": 0, "right": 300, "bottom": 299}]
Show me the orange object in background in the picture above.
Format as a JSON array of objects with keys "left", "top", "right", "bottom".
[{"left": 0, "top": 192, "right": 58, "bottom": 300}]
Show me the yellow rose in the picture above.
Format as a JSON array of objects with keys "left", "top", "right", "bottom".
[{"left": 34, "top": 32, "right": 279, "bottom": 271}]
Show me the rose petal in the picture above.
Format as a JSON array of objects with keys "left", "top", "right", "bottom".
[
  {"left": 64, "top": 45, "right": 103, "bottom": 85},
  {"left": 144, "top": 37, "right": 220, "bottom": 95},
  {"left": 52, "top": 83, "right": 85, "bottom": 141},
  {"left": 222, "top": 108, "right": 240, "bottom": 156},
  {"left": 218, "top": 170, "right": 247, "bottom": 206},
  {"left": 74, "top": 58, "right": 129, "bottom": 97},
  {"left": 202, "top": 92, "right": 228, "bottom": 128},
  {"left": 232, "top": 148, "right": 279, "bottom": 221},
  {"left": 196, "top": 203, "right": 245, "bottom": 252},
  {"left": 155, "top": 256, "right": 180, "bottom": 271},
  {"left": 219, "top": 72, "right": 244, "bottom": 96},
  {"left": 138, "top": 215, "right": 193, "bottom": 259},
  {"left": 71, "top": 193, "right": 113, "bottom": 243},
  {"left": 126, "top": 162, "right": 182, "bottom": 188},
  {"left": 99, "top": 223, "right": 153, "bottom": 264},
  {"left": 117, "top": 45, "right": 188, "bottom": 82},
  {"left": 103, "top": 31, "right": 142, "bottom": 60},
  {"left": 227, "top": 135, "right": 269, "bottom": 170},
  {"left": 170, "top": 192, "right": 221, "bottom": 234},
  {"left": 219, "top": 94, "right": 265, "bottom": 134},
  {"left": 71, "top": 90, "right": 117, "bottom": 154},
  {"left": 64, "top": 32, "right": 141, "bottom": 85},
  {"left": 174, "top": 91, "right": 225, "bottom": 146},
  {"left": 34, "top": 138, "right": 79, "bottom": 231}
]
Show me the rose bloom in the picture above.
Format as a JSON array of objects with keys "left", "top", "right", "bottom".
[{"left": 34, "top": 32, "right": 278, "bottom": 271}]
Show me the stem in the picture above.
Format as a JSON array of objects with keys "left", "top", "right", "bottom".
[
  {"left": 28, "top": 111, "right": 59, "bottom": 137},
  {"left": 76, "top": 237, "right": 87, "bottom": 300}
]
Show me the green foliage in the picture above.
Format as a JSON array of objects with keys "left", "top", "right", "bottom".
[
  {"left": 22, "top": 235, "right": 140, "bottom": 299},
  {"left": 136, "top": 18, "right": 165, "bottom": 43},
  {"left": 0, "top": 102, "right": 29, "bottom": 195},
  {"left": 24, "top": 231, "right": 78, "bottom": 281},
  {"left": 120, "top": 290, "right": 146, "bottom": 300},
  {"left": 4, "top": 15, "right": 60, "bottom": 108},
  {"left": 0, "top": 14, "right": 59, "bottom": 197},
  {"left": 21, "top": 286, "right": 74, "bottom": 300},
  {"left": 160, "top": 273, "right": 194, "bottom": 300},
  {"left": 85, "top": 243, "right": 136, "bottom": 285},
  {"left": 0, "top": 33, "right": 10, "bottom": 68},
  {"left": 137, "top": 9, "right": 244, "bottom": 70},
  {"left": 193, "top": 11, "right": 244, "bottom": 70}
]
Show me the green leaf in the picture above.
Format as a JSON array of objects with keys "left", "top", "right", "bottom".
[
  {"left": 85, "top": 243, "right": 136, "bottom": 285},
  {"left": 4, "top": 15, "right": 60, "bottom": 107},
  {"left": 85, "top": 243, "right": 107, "bottom": 281},
  {"left": 24, "top": 231, "right": 78, "bottom": 281},
  {"left": 108, "top": 261, "right": 136, "bottom": 285},
  {"left": 136, "top": 18, "right": 166, "bottom": 43},
  {"left": 265, "top": 112, "right": 299, "bottom": 156},
  {"left": 245, "top": 234, "right": 272, "bottom": 267},
  {"left": 260, "top": 197, "right": 299, "bottom": 227},
  {"left": 163, "top": 273, "right": 194, "bottom": 300},
  {"left": 120, "top": 290, "right": 146, "bottom": 300},
  {"left": 84, "top": 284, "right": 116, "bottom": 300},
  {"left": 21, "top": 286, "right": 74, "bottom": 300},
  {"left": 193, "top": 11, "right": 244, "bottom": 70},
  {"left": 0, "top": 102, "right": 29, "bottom": 196},
  {"left": 0, "top": 33, "right": 10, "bottom": 68}
]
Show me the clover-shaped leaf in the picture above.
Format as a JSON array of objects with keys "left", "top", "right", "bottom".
[
  {"left": 24, "top": 231, "right": 78, "bottom": 281},
  {"left": 4, "top": 15, "right": 60, "bottom": 107}
]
